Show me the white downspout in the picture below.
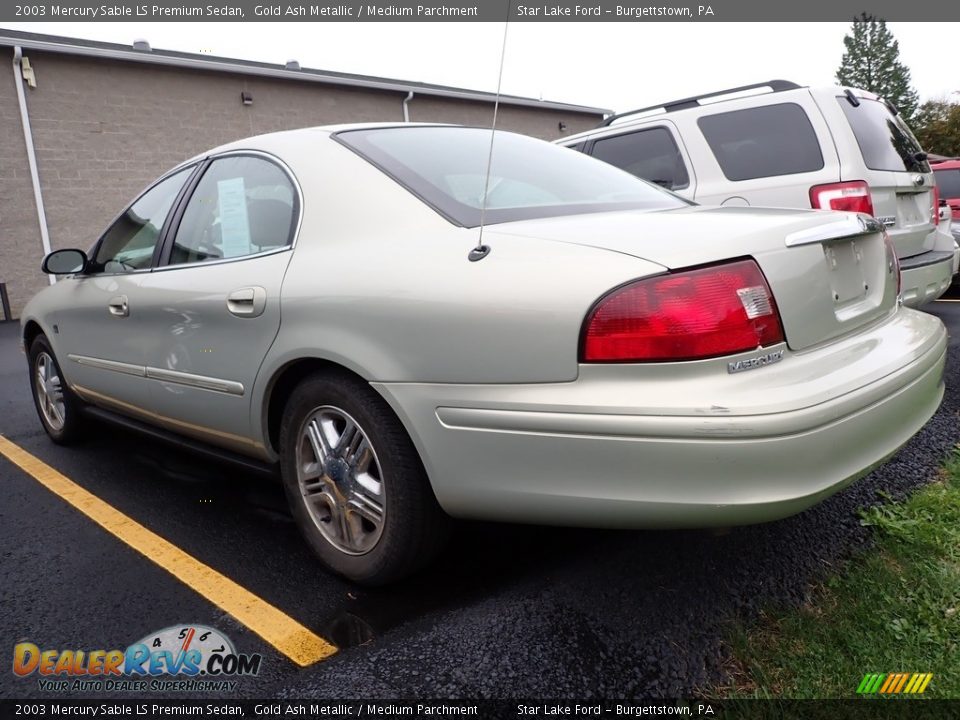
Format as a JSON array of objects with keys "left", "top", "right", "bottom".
[
  {"left": 402, "top": 91, "right": 413, "bottom": 122},
  {"left": 12, "top": 46, "right": 54, "bottom": 284}
]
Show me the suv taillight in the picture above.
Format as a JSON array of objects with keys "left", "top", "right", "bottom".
[
  {"left": 581, "top": 259, "right": 785, "bottom": 363},
  {"left": 809, "top": 180, "right": 875, "bottom": 216},
  {"left": 932, "top": 185, "right": 941, "bottom": 227}
]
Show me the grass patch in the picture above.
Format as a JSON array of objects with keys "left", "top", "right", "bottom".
[{"left": 725, "top": 453, "right": 960, "bottom": 699}]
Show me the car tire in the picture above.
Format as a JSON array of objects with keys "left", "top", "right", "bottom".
[
  {"left": 28, "top": 334, "right": 84, "bottom": 445},
  {"left": 279, "top": 370, "right": 450, "bottom": 585}
]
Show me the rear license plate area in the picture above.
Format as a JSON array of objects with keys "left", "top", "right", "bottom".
[
  {"left": 824, "top": 239, "right": 869, "bottom": 305},
  {"left": 896, "top": 191, "right": 928, "bottom": 227}
]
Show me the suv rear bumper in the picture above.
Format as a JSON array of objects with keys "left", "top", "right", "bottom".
[{"left": 900, "top": 249, "right": 956, "bottom": 307}]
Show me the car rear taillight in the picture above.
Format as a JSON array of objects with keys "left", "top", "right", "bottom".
[
  {"left": 581, "top": 259, "right": 785, "bottom": 363},
  {"left": 884, "top": 231, "right": 901, "bottom": 298},
  {"left": 932, "top": 185, "right": 941, "bottom": 226},
  {"left": 809, "top": 180, "right": 875, "bottom": 216}
]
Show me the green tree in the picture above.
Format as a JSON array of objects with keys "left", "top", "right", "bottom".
[
  {"left": 912, "top": 99, "right": 960, "bottom": 157},
  {"left": 836, "top": 13, "right": 920, "bottom": 123}
]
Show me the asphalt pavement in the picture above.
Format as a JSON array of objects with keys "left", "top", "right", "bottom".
[{"left": 2, "top": 301, "right": 960, "bottom": 700}]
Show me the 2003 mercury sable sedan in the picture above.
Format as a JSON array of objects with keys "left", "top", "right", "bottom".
[{"left": 21, "top": 124, "right": 946, "bottom": 584}]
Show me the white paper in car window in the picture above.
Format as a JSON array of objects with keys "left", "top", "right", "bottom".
[{"left": 217, "top": 177, "right": 251, "bottom": 258}]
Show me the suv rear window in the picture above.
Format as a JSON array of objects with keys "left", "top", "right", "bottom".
[
  {"left": 837, "top": 97, "right": 930, "bottom": 174},
  {"left": 697, "top": 103, "right": 824, "bottom": 181},
  {"left": 934, "top": 168, "right": 960, "bottom": 198},
  {"left": 589, "top": 127, "right": 690, "bottom": 190}
]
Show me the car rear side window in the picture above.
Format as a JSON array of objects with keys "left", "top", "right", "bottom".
[
  {"left": 168, "top": 155, "right": 298, "bottom": 266},
  {"left": 837, "top": 97, "right": 930, "bottom": 174},
  {"left": 934, "top": 168, "right": 960, "bottom": 198},
  {"left": 697, "top": 103, "right": 824, "bottom": 181},
  {"left": 589, "top": 127, "right": 690, "bottom": 190}
]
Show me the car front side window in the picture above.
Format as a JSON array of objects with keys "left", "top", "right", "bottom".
[
  {"left": 168, "top": 155, "right": 298, "bottom": 267},
  {"left": 89, "top": 166, "right": 194, "bottom": 274}
]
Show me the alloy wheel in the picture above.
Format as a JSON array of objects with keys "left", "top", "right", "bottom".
[
  {"left": 35, "top": 351, "right": 66, "bottom": 432},
  {"left": 296, "top": 405, "right": 386, "bottom": 555}
]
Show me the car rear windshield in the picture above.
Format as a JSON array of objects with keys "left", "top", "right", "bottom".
[
  {"left": 334, "top": 126, "right": 689, "bottom": 227},
  {"left": 837, "top": 97, "right": 930, "bottom": 174},
  {"left": 934, "top": 168, "right": 960, "bottom": 198},
  {"left": 696, "top": 103, "right": 825, "bottom": 181}
]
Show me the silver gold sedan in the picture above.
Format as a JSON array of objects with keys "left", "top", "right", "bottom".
[{"left": 21, "top": 124, "right": 946, "bottom": 584}]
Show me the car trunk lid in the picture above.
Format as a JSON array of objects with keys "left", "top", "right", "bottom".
[{"left": 490, "top": 205, "right": 899, "bottom": 352}]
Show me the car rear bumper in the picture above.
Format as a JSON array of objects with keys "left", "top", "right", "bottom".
[
  {"left": 375, "top": 308, "right": 946, "bottom": 528},
  {"left": 900, "top": 249, "right": 956, "bottom": 307}
]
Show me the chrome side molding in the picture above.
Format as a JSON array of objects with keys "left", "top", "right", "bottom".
[
  {"left": 68, "top": 354, "right": 144, "bottom": 377},
  {"left": 145, "top": 367, "right": 244, "bottom": 396},
  {"left": 68, "top": 354, "right": 244, "bottom": 396}
]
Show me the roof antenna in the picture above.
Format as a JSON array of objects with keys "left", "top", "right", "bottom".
[{"left": 469, "top": 17, "right": 510, "bottom": 263}]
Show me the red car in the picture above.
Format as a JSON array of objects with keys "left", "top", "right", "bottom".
[{"left": 932, "top": 158, "right": 960, "bottom": 221}]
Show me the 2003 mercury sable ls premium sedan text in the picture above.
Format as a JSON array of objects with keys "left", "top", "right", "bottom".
[{"left": 21, "top": 124, "right": 947, "bottom": 584}]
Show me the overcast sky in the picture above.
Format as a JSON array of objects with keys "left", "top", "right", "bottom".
[{"left": 4, "top": 22, "right": 957, "bottom": 112}]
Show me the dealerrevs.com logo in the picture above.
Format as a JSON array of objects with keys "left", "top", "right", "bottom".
[{"left": 13, "top": 624, "right": 262, "bottom": 693}]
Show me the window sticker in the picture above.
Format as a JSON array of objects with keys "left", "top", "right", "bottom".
[{"left": 217, "top": 177, "right": 251, "bottom": 258}]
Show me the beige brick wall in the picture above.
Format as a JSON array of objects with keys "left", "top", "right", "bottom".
[
  {"left": 0, "top": 49, "right": 602, "bottom": 318},
  {"left": 0, "top": 60, "right": 44, "bottom": 320},
  {"left": 407, "top": 95, "right": 597, "bottom": 140}
]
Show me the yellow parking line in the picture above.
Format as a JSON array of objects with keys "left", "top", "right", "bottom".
[{"left": 0, "top": 435, "right": 337, "bottom": 667}]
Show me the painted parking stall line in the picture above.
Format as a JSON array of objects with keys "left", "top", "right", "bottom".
[{"left": 0, "top": 434, "right": 337, "bottom": 667}]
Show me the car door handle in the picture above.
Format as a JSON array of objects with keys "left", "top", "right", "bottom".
[
  {"left": 107, "top": 295, "right": 129, "bottom": 317},
  {"left": 226, "top": 287, "right": 267, "bottom": 318}
]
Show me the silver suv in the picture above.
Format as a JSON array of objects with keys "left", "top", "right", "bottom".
[{"left": 559, "top": 80, "right": 957, "bottom": 307}]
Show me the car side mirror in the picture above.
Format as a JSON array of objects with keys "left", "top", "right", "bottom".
[{"left": 41, "top": 249, "right": 88, "bottom": 275}]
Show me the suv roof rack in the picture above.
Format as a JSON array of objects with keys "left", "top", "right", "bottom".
[{"left": 600, "top": 79, "right": 803, "bottom": 127}]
